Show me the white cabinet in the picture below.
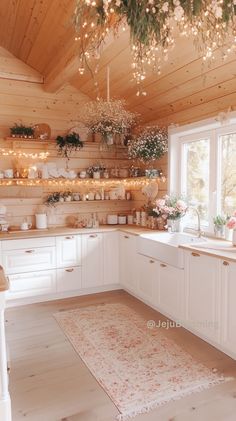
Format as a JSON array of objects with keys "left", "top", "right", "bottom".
[
  {"left": 103, "top": 232, "right": 119, "bottom": 285},
  {"left": 184, "top": 250, "right": 220, "bottom": 343},
  {"left": 119, "top": 233, "right": 137, "bottom": 293},
  {"left": 158, "top": 262, "right": 184, "bottom": 321},
  {"left": 56, "top": 235, "right": 81, "bottom": 268},
  {"left": 220, "top": 260, "right": 236, "bottom": 358},
  {"left": 7, "top": 270, "right": 56, "bottom": 300},
  {"left": 81, "top": 233, "right": 103, "bottom": 288},
  {"left": 137, "top": 254, "right": 158, "bottom": 305},
  {"left": 2, "top": 247, "right": 56, "bottom": 274},
  {"left": 57, "top": 267, "right": 82, "bottom": 293}
]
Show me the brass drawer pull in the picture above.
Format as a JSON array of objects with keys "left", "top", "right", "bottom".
[
  {"left": 25, "top": 250, "right": 35, "bottom": 253},
  {"left": 65, "top": 236, "right": 74, "bottom": 240},
  {"left": 191, "top": 252, "right": 200, "bottom": 257},
  {"left": 124, "top": 235, "right": 129, "bottom": 239},
  {"left": 89, "top": 234, "right": 97, "bottom": 238},
  {"left": 223, "top": 261, "right": 229, "bottom": 266},
  {"left": 149, "top": 260, "right": 155, "bottom": 264},
  {"left": 65, "top": 268, "right": 74, "bottom": 272},
  {"left": 160, "top": 263, "right": 167, "bottom": 267}
]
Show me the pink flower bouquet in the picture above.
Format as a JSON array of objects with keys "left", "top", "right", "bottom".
[
  {"left": 226, "top": 211, "right": 236, "bottom": 230},
  {"left": 153, "top": 195, "right": 188, "bottom": 220}
]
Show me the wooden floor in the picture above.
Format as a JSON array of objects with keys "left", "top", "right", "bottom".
[{"left": 5, "top": 290, "right": 236, "bottom": 421}]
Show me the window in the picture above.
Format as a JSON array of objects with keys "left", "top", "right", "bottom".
[{"left": 169, "top": 118, "right": 236, "bottom": 234}]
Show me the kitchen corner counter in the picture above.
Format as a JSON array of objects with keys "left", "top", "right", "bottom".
[
  {"left": 179, "top": 241, "right": 236, "bottom": 262},
  {"left": 0, "top": 225, "right": 154, "bottom": 241}
]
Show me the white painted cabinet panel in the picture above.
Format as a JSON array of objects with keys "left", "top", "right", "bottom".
[
  {"left": 56, "top": 235, "right": 81, "bottom": 268},
  {"left": 158, "top": 262, "right": 184, "bottom": 321},
  {"left": 57, "top": 266, "right": 82, "bottom": 292},
  {"left": 220, "top": 260, "right": 236, "bottom": 358},
  {"left": 103, "top": 232, "right": 119, "bottom": 285},
  {"left": 184, "top": 251, "right": 220, "bottom": 343},
  {"left": 119, "top": 233, "right": 137, "bottom": 293},
  {"left": 137, "top": 254, "right": 158, "bottom": 305},
  {"left": 81, "top": 233, "right": 103, "bottom": 288},
  {"left": 7, "top": 270, "right": 56, "bottom": 299},
  {"left": 2, "top": 247, "right": 56, "bottom": 274}
]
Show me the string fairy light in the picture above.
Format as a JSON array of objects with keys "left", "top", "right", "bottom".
[{"left": 0, "top": 148, "right": 49, "bottom": 160}]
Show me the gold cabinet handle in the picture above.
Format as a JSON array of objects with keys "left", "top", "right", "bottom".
[
  {"left": 149, "top": 260, "right": 155, "bottom": 264},
  {"left": 65, "top": 268, "right": 74, "bottom": 272},
  {"left": 25, "top": 249, "right": 35, "bottom": 253},
  {"left": 65, "top": 236, "right": 74, "bottom": 239},
  {"left": 160, "top": 263, "right": 167, "bottom": 267},
  {"left": 89, "top": 234, "right": 97, "bottom": 238},
  {"left": 223, "top": 260, "right": 229, "bottom": 266},
  {"left": 191, "top": 252, "right": 200, "bottom": 257},
  {"left": 124, "top": 235, "right": 129, "bottom": 239}
]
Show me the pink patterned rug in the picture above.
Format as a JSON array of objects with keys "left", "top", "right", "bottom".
[{"left": 54, "top": 303, "right": 226, "bottom": 420}]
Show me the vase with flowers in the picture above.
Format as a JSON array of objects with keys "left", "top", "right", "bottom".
[
  {"left": 153, "top": 195, "right": 188, "bottom": 232},
  {"left": 226, "top": 212, "right": 236, "bottom": 246}
]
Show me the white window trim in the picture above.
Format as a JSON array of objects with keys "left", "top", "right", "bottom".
[{"left": 168, "top": 112, "right": 236, "bottom": 234}]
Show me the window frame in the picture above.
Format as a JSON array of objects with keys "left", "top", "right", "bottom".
[{"left": 168, "top": 114, "right": 236, "bottom": 234}]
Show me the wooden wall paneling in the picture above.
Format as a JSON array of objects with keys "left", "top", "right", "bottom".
[{"left": 0, "top": 0, "right": 20, "bottom": 52}]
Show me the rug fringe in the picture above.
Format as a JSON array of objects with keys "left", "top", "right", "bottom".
[{"left": 116, "top": 376, "right": 232, "bottom": 421}]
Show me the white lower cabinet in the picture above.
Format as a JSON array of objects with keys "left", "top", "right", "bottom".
[
  {"left": 184, "top": 250, "right": 220, "bottom": 343},
  {"left": 220, "top": 260, "right": 236, "bottom": 358},
  {"left": 7, "top": 270, "right": 56, "bottom": 299},
  {"left": 57, "top": 266, "right": 82, "bottom": 292},
  {"left": 103, "top": 232, "right": 119, "bottom": 285},
  {"left": 2, "top": 246, "right": 56, "bottom": 274},
  {"left": 119, "top": 233, "right": 137, "bottom": 293},
  {"left": 56, "top": 235, "right": 81, "bottom": 268},
  {"left": 137, "top": 254, "right": 158, "bottom": 305},
  {"left": 81, "top": 233, "right": 103, "bottom": 288},
  {"left": 158, "top": 262, "right": 184, "bottom": 321}
]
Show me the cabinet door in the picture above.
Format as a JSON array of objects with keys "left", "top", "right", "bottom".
[
  {"left": 158, "top": 262, "right": 184, "bottom": 321},
  {"left": 184, "top": 251, "right": 220, "bottom": 342},
  {"left": 137, "top": 254, "right": 158, "bottom": 305},
  {"left": 103, "top": 232, "right": 119, "bottom": 285},
  {"left": 7, "top": 270, "right": 56, "bottom": 299},
  {"left": 2, "top": 247, "right": 56, "bottom": 274},
  {"left": 57, "top": 266, "right": 82, "bottom": 292},
  {"left": 119, "top": 233, "right": 137, "bottom": 293},
  {"left": 81, "top": 233, "right": 103, "bottom": 288},
  {"left": 56, "top": 235, "right": 81, "bottom": 268},
  {"left": 221, "top": 260, "right": 236, "bottom": 357}
]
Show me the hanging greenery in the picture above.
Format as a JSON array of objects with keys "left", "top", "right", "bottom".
[
  {"left": 56, "top": 132, "right": 84, "bottom": 159},
  {"left": 74, "top": 1, "right": 236, "bottom": 90}
]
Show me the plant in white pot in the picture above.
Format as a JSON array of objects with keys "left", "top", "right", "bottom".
[{"left": 226, "top": 212, "right": 236, "bottom": 245}]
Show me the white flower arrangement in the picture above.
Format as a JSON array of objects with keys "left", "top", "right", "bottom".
[
  {"left": 153, "top": 195, "right": 188, "bottom": 220},
  {"left": 128, "top": 126, "right": 168, "bottom": 163},
  {"left": 79, "top": 99, "right": 137, "bottom": 136}
]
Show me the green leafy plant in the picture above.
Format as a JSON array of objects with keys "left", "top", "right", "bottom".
[
  {"left": 44, "top": 192, "right": 61, "bottom": 207},
  {"left": 10, "top": 123, "right": 34, "bottom": 138},
  {"left": 56, "top": 132, "right": 83, "bottom": 159},
  {"left": 213, "top": 215, "right": 229, "bottom": 226}
]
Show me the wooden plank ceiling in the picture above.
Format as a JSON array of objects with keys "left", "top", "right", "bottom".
[{"left": 1, "top": 0, "right": 236, "bottom": 127}]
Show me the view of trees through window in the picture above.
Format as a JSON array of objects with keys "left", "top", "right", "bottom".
[
  {"left": 220, "top": 133, "right": 236, "bottom": 217},
  {"left": 183, "top": 139, "right": 210, "bottom": 226}
]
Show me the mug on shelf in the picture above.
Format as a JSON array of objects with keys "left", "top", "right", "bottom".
[
  {"left": 4, "top": 169, "right": 14, "bottom": 178},
  {"left": 20, "top": 221, "right": 32, "bottom": 231}
]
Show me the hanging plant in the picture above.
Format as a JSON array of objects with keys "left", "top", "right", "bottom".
[
  {"left": 56, "top": 132, "right": 84, "bottom": 159},
  {"left": 128, "top": 126, "right": 168, "bottom": 163}
]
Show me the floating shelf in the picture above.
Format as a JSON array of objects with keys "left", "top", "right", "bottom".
[{"left": 0, "top": 177, "right": 156, "bottom": 188}]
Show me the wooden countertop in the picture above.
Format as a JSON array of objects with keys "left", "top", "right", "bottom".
[{"left": 179, "top": 241, "right": 236, "bottom": 263}]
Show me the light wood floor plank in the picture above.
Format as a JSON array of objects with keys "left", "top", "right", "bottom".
[{"left": 5, "top": 291, "right": 236, "bottom": 421}]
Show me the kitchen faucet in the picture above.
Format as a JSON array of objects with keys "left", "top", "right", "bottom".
[{"left": 187, "top": 206, "right": 204, "bottom": 238}]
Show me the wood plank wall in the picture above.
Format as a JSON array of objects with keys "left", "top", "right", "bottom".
[{"left": 0, "top": 48, "right": 167, "bottom": 227}]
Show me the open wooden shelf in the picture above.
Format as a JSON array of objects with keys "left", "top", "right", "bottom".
[{"left": 0, "top": 177, "right": 154, "bottom": 187}]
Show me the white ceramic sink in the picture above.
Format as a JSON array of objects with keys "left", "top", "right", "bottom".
[{"left": 138, "top": 232, "right": 207, "bottom": 268}]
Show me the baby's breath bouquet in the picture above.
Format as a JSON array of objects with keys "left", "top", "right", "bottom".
[{"left": 128, "top": 126, "right": 168, "bottom": 163}]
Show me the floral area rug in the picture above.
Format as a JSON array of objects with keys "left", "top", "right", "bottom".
[{"left": 54, "top": 303, "right": 226, "bottom": 420}]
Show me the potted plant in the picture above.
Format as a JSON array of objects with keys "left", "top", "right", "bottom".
[
  {"left": 56, "top": 132, "right": 83, "bottom": 159},
  {"left": 44, "top": 192, "right": 61, "bottom": 207},
  {"left": 10, "top": 123, "right": 35, "bottom": 138},
  {"left": 213, "top": 215, "right": 228, "bottom": 238},
  {"left": 128, "top": 126, "right": 168, "bottom": 165},
  {"left": 226, "top": 212, "right": 236, "bottom": 245}
]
